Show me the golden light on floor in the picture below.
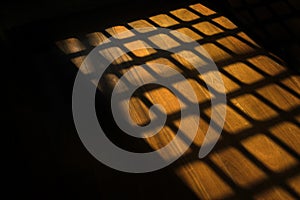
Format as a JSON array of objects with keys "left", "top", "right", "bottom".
[{"left": 56, "top": 2, "right": 300, "bottom": 199}]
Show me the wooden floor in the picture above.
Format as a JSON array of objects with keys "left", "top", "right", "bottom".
[
  {"left": 54, "top": 2, "right": 300, "bottom": 199},
  {"left": 5, "top": 0, "right": 300, "bottom": 199}
]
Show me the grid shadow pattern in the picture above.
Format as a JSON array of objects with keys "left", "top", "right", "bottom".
[{"left": 55, "top": 2, "right": 300, "bottom": 199}]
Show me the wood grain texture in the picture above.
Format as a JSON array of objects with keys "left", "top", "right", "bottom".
[{"left": 56, "top": 2, "right": 300, "bottom": 199}]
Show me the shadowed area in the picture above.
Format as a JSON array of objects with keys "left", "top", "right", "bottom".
[{"left": 3, "top": 0, "right": 300, "bottom": 199}]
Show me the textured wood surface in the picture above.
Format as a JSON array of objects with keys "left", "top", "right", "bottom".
[{"left": 56, "top": 2, "right": 300, "bottom": 199}]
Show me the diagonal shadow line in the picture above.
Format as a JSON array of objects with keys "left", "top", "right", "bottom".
[
  {"left": 221, "top": 163, "right": 300, "bottom": 200},
  {"left": 51, "top": 1, "right": 295, "bottom": 198},
  {"left": 116, "top": 67, "right": 295, "bottom": 117},
  {"left": 109, "top": 65, "right": 298, "bottom": 154},
  {"left": 236, "top": 144, "right": 300, "bottom": 199},
  {"left": 178, "top": 104, "right": 300, "bottom": 163},
  {"left": 75, "top": 10, "right": 300, "bottom": 169},
  {"left": 168, "top": 5, "right": 268, "bottom": 54},
  {"left": 171, "top": 136, "right": 300, "bottom": 199}
]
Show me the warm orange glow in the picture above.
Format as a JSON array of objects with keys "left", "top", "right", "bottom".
[{"left": 56, "top": 2, "right": 300, "bottom": 199}]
